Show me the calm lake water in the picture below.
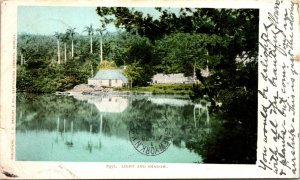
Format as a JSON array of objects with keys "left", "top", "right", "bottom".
[{"left": 16, "top": 93, "right": 220, "bottom": 163}]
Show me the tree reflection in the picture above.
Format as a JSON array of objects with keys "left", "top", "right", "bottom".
[
  {"left": 186, "top": 121, "right": 256, "bottom": 164},
  {"left": 55, "top": 117, "right": 60, "bottom": 143},
  {"left": 86, "top": 125, "right": 93, "bottom": 153},
  {"left": 97, "top": 114, "right": 103, "bottom": 149},
  {"left": 65, "top": 121, "right": 74, "bottom": 148},
  {"left": 16, "top": 93, "right": 256, "bottom": 163},
  {"left": 193, "top": 100, "right": 211, "bottom": 130},
  {"left": 186, "top": 91, "right": 257, "bottom": 164}
]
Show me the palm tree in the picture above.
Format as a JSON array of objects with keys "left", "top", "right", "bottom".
[
  {"left": 96, "top": 28, "right": 106, "bottom": 63},
  {"left": 91, "top": 64, "right": 94, "bottom": 77},
  {"left": 20, "top": 47, "right": 25, "bottom": 65},
  {"left": 83, "top": 24, "right": 94, "bottom": 54},
  {"left": 66, "top": 28, "right": 76, "bottom": 58},
  {"left": 53, "top": 32, "right": 61, "bottom": 64},
  {"left": 61, "top": 33, "right": 69, "bottom": 63},
  {"left": 19, "top": 34, "right": 31, "bottom": 65}
]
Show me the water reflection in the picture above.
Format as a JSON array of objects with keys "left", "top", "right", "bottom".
[
  {"left": 149, "top": 97, "right": 192, "bottom": 106},
  {"left": 16, "top": 93, "right": 218, "bottom": 162},
  {"left": 193, "top": 101, "right": 211, "bottom": 134},
  {"left": 71, "top": 94, "right": 129, "bottom": 152},
  {"left": 73, "top": 94, "right": 129, "bottom": 113}
]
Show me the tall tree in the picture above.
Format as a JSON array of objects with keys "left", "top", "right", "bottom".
[
  {"left": 66, "top": 27, "right": 76, "bottom": 58},
  {"left": 154, "top": 33, "right": 227, "bottom": 76},
  {"left": 61, "top": 33, "right": 69, "bottom": 63},
  {"left": 96, "top": 27, "right": 106, "bottom": 63},
  {"left": 83, "top": 24, "right": 95, "bottom": 54},
  {"left": 123, "top": 61, "right": 144, "bottom": 88},
  {"left": 96, "top": 7, "right": 258, "bottom": 57},
  {"left": 96, "top": 7, "right": 259, "bottom": 88},
  {"left": 53, "top": 32, "right": 61, "bottom": 64},
  {"left": 18, "top": 34, "right": 32, "bottom": 65},
  {"left": 20, "top": 47, "right": 25, "bottom": 65}
]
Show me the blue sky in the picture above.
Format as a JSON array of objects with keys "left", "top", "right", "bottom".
[{"left": 17, "top": 6, "right": 177, "bottom": 35}]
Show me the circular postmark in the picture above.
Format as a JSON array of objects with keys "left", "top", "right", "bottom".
[{"left": 129, "top": 117, "right": 173, "bottom": 156}]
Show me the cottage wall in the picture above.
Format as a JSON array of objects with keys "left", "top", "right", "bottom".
[
  {"left": 152, "top": 73, "right": 193, "bottom": 84},
  {"left": 89, "top": 79, "right": 125, "bottom": 88},
  {"left": 88, "top": 79, "right": 101, "bottom": 87},
  {"left": 101, "top": 79, "right": 124, "bottom": 87}
]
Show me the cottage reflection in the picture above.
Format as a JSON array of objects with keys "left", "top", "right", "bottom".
[
  {"left": 149, "top": 97, "right": 192, "bottom": 106},
  {"left": 72, "top": 94, "right": 129, "bottom": 113},
  {"left": 70, "top": 94, "right": 129, "bottom": 152},
  {"left": 93, "top": 96, "right": 128, "bottom": 113}
]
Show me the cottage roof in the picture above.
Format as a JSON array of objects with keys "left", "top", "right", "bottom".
[{"left": 91, "top": 69, "right": 128, "bottom": 83}]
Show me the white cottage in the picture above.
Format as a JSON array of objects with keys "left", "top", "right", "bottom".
[
  {"left": 88, "top": 69, "right": 128, "bottom": 88},
  {"left": 152, "top": 73, "right": 194, "bottom": 84}
]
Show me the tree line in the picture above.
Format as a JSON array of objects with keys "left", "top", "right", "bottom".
[
  {"left": 95, "top": 7, "right": 259, "bottom": 146},
  {"left": 17, "top": 8, "right": 258, "bottom": 102}
]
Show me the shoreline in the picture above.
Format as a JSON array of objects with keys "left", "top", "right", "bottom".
[
  {"left": 62, "top": 90, "right": 191, "bottom": 99},
  {"left": 55, "top": 83, "right": 193, "bottom": 97}
]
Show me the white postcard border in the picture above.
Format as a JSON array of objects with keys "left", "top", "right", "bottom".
[{"left": 1, "top": 0, "right": 299, "bottom": 179}]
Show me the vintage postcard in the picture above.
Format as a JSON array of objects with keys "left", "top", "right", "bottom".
[{"left": 0, "top": 0, "right": 299, "bottom": 179}]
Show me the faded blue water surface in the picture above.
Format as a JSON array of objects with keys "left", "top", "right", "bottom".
[{"left": 16, "top": 93, "right": 216, "bottom": 162}]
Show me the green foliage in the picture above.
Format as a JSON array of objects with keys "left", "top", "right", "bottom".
[
  {"left": 16, "top": 8, "right": 259, "bottom": 163},
  {"left": 189, "top": 83, "right": 206, "bottom": 99},
  {"left": 83, "top": 24, "right": 95, "bottom": 36},
  {"left": 186, "top": 81, "right": 258, "bottom": 164},
  {"left": 186, "top": 121, "right": 257, "bottom": 163},
  {"left": 17, "top": 34, "right": 56, "bottom": 66},
  {"left": 117, "top": 84, "right": 193, "bottom": 94},
  {"left": 123, "top": 61, "right": 144, "bottom": 88},
  {"left": 96, "top": 8, "right": 258, "bottom": 53},
  {"left": 101, "top": 33, "right": 154, "bottom": 85},
  {"left": 18, "top": 8, "right": 258, "bottom": 99},
  {"left": 17, "top": 65, "right": 33, "bottom": 91},
  {"left": 154, "top": 33, "right": 227, "bottom": 75},
  {"left": 96, "top": 7, "right": 259, "bottom": 91},
  {"left": 17, "top": 33, "right": 105, "bottom": 93},
  {"left": 59, "top": 76, "right": 78, "bottom": 90},
  {"left": 97, "top": 60, "right": 117, "bottom": 69},
  {"left": 216, "top": 88, "right": 257, "bottom": 128}
]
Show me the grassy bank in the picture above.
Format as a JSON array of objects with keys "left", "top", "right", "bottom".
[{"left": 116, "top": 83, "right": 193, "bottom": 95}]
